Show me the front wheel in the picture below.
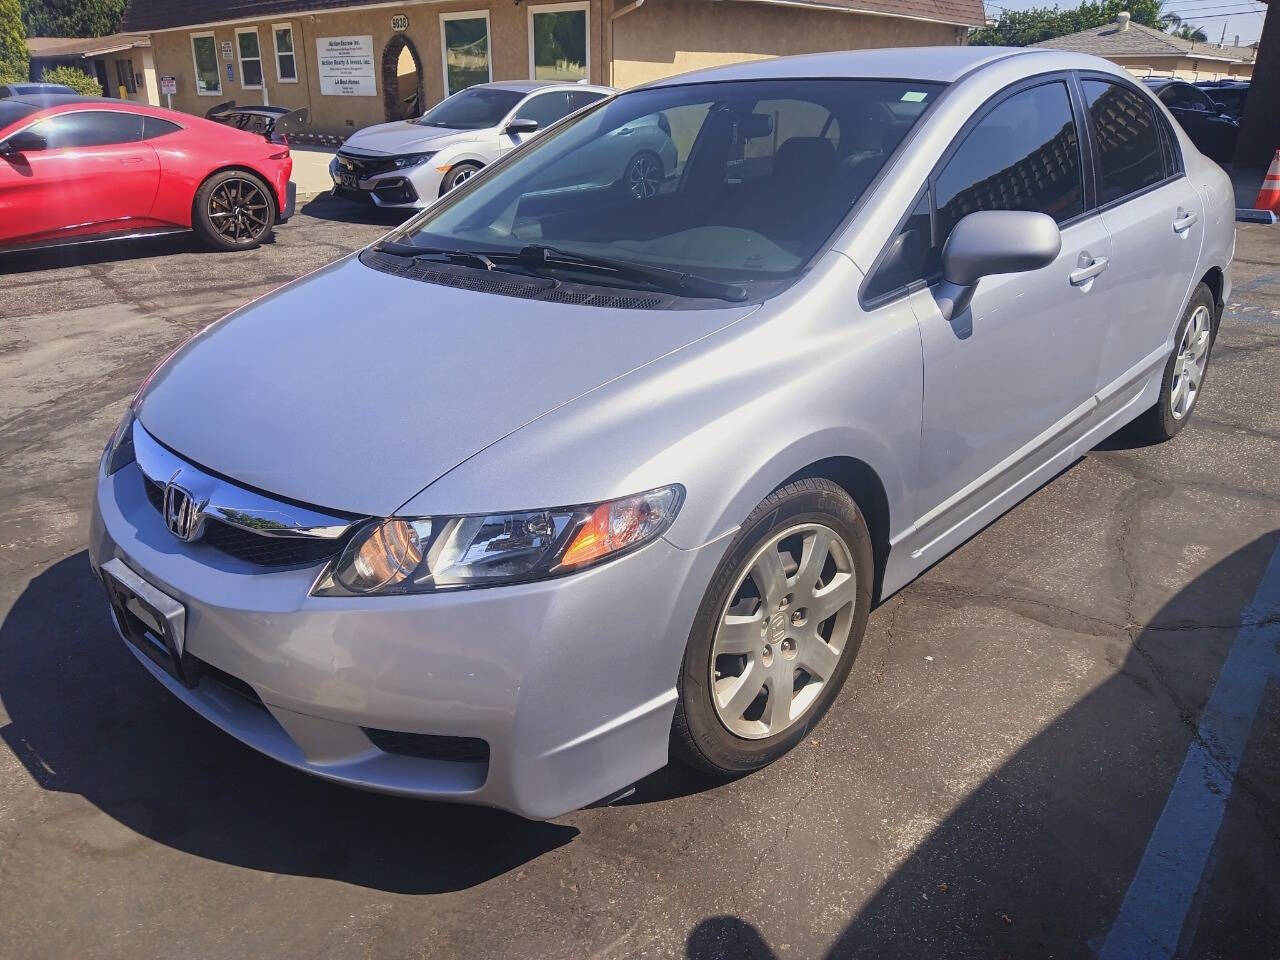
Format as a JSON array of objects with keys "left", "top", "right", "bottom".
[
  {"left": 671, "top": 478, "right": 873, "bottom": 776},
  {"left": 440, "top": 161, "right": 482, "bottom": 195},
  {"left": 192, "top": 171, "right": 276, "bottom": 251},
  {"left": 1131, "top": 282, "right": 1216, "bottom": 442}
]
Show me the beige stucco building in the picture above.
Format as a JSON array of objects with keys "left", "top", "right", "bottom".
[
  {"left": 26, "top": 34, "right": 161, "bottom": 104},
  {"left": 121, "top": 0, "right": 983, "bottom": 138}
]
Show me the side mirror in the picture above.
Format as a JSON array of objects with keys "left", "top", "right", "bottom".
[
  {"left": 504, "top": 118, "right": 539, "bottom": 136},
  {"left": 1, "top": 130, "right": 47, "bottom": 154},
  {"left": 934, "top": 210, "right": 1061, "bottom": 321}
]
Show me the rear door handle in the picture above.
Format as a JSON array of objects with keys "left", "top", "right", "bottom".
[
  {"left": 1069, "top": 255, "right": 1109, "bottom": 286},
  {"left": 1173, "top": 210, "right": 1199, "bottom": 232},
  {"left": 120, "top": 157, "right": 145, "bottom": 165}
]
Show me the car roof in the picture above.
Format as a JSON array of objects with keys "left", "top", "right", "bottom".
[
  {"left": 478, "top": 80, "right": 613, "bottom": 95},
  {"left": 642, "top": 46, "right": 1060, "bottom": 88}
]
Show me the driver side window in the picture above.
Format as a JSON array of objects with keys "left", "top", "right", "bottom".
[
  {"left": 515, "top": 93, "right": 572, "bottom": 129},
  {"left": 864, "top": 81, "right": 1083, "bottom": 304}
]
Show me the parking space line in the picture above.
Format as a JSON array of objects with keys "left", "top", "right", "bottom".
[{"left": 1099, "top": 540, "right": 1280, "bottom": 959}]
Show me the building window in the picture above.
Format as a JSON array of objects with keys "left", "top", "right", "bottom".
[
  {"left": 440, "top": 11, "right": 491, "bottom": 97},
  {"left": 273, "top": 24, "right": 297, "bottom": 83},
  {"left": 529, "top": 2, "right": 589, "bottom": 82},
  {"left": 237, "top": 27, "right": 264, "bottom": 89},
  {"left": 115, "top": 58, "right": 136, "bottom": 95},
  {"left": 190, "top": 32, "right": 221, "bottom": 95}
]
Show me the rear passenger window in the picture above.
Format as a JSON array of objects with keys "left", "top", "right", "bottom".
[
  {"left": 865, "top": 81, "right": 1082, "bottom": 304},
  {"left": 1082, "top": 80, "right": 1168, "bottom": 204},
  {"left": 143, "top": 116, "right": 182, "bottom": 140}
]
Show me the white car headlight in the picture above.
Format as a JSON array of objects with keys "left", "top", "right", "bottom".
[{"left": 312, "top": 485, "right": 683, "bottom": 596}]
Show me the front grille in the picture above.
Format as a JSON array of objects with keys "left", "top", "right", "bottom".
[
  {"left": 363, "top": 728, "right": 490, "bottom": 764},
  {"left": 360, "top": 250, "right": 673, "bottom": 309},
  {"left": 142, "top": 475, "right": 345, "bottom": 569},
  {"left": 336, "top": 151, "right": 399, "bottom": 178}
]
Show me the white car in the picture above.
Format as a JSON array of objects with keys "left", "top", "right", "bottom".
[{"left": 330, "top": 80, "right": 642, "bottom": 208}]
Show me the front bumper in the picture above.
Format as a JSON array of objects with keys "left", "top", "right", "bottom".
[
  {"left": 89, "top": 458, "right": 727, "bottom": 819},
  {"left": 329, "top": 155, "right": 440, "bottom": 209}
]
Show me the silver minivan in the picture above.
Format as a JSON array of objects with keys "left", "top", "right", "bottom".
[{"left": 92, "top": 47, "right": 1234, "bottom": 819}]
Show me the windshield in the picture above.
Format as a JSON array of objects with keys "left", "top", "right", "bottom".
[
  {"left": 412, "top": 87, "right": 524, "bottom": 130},
  {"left": 390, "top": 78, "right": 944, "bottom": 288}
]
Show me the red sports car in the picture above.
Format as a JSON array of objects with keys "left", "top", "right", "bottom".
[{"left": 0, "top": 95, "right": 297, "bottom": 252}]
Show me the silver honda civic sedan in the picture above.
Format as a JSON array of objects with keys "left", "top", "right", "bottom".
[{"left": 91, "top": 46, "right": 1233, "bottom": 819}]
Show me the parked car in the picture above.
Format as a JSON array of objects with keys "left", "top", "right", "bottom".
[
  {"left": 91, "top": 47, "right": 1233, "bottom": 820},
  {"left": 0, "top": 95, "right": 296, "bottom": 252},
  {"left": 0, "top": 82, "right": 76, "bottom": 97},
  {"left": 330, "top": 80, "right": 650, "bottom": 207},
  {"left": 1142, "top": 77, "right": 1239, "bottom": 162},
  {"left": 1195, "top": 79, "right": 1249, "bottom": 121}
]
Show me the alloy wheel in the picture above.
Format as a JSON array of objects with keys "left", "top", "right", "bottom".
[
  {"left": 1170, "top": 303, "right": 1211, "bottom": 420},
  {"left": 710, "top": 523, "right": 857, "bottom": 739},
  {"left": 627, "top": 154, "right": 660, "bottom": 200},
  {"left": 449, "top": 166, "right": 477, "bottom": 190},
  {"left": 207, "top": 178, "right": 270, "bottom": 244}
]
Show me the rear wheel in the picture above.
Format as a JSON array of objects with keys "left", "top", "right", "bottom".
[
  {"left": 192, "top": 171, "right": 275, "bottom": 251},
  {"left": 1131, "top": 282, "right": 1216, "bottom": 442},
  {"left": 671, "top": 479, "right": 873, "bottom": 776},
  {"left": 622, "top": 150, "right": 662, "bottom": 201}
]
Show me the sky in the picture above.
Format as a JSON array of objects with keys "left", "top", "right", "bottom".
[{"left": 983, "top": 0, "right": 1270, "bottom": 45}]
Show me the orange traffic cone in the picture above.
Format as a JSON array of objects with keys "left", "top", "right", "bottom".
[{"left": 1256, "top": 150, "right": 1280, "bottom": 214}]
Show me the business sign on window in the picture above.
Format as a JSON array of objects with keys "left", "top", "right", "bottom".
[{"left": 316, "top": 35, "right": 377, "bottom": 96}]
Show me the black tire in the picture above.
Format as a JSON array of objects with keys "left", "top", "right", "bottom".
[
  {"left": 621, "top": 150, "right": 663, "bottom": 201},
  {"left": 1130, "top": 282, "right": 1216, "bottom": 442},
  {"left": 440, "top": 161, "right": 482, "bottom": 195},
  {"left": 192, "top": 170, "right": 276, "bottom": 251},
  {"left": 671, "top": 478, "right": 874, "bottom": 777}
]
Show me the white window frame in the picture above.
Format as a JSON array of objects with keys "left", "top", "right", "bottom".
[
  {"left": 272, "top": 23, "right": 298, "bottom": 84},
  {"left": 189, "top": 31, "right": 221, "bottom": 96},
  {"left": 527, "top": 1, "right": 591, "bottom": 82},
  {"left": 439, "top": 10, "right": 493, "bottom": 98},
  {"left": 235, "top": 26, "right": 265, "bottom": 92}
]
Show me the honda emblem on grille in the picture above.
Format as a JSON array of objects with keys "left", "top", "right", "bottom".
[{"left": 163, "top": 470, "right": 206, "bottom": 542}]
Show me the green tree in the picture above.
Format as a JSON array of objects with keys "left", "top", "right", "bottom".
[
  {"left": 1171, "top": 23, "right": 1209, "bottom": 42},
  {"left": 0, "top": 0, "right": 27, "bottom": 84},
  {"left": 20, "top": 0, "right": 126, "bottom": 38},
  {"left": 41, "top": 62, "right": 101, "bottom": 93},
  {"left": 971, "top": 0, "right": 1169, "bottom": 46}
]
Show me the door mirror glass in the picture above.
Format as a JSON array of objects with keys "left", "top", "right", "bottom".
[
  {"left": 2, "top": 130, "right": 47, "bottom": 153},
  {"left": 934, "top": 210, "right": 1061, "bottom": 320},
  {"left": 504, "top": 117, "right": 540, "bottom": 135}
]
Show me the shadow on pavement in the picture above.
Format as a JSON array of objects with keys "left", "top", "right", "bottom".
[
  {"left": 0, "top": 231, "right": 247, "bottom": 274},
  {"left": 684, "top": 532, "right": 1280, "bottom": 959},
  {"left": 300, "top": 192, "right": 414, "bottom": 228},
  {"left": 0, "top": 553, "right": 577, "bottom": 895}
]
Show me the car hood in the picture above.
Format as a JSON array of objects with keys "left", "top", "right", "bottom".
[
  {"left": 136, "top": 256, "right": 759, "bottom": 517},
  {"left": 340, "top": 121, "right": 480, "bottom": 155}
]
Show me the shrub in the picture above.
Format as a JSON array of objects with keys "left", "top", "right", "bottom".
[
  {"left": 41, "top": 64, "right": 103, "bottom": 95},
  {"left": 0, "top": 0, "right": 27, "bottom": 85}
]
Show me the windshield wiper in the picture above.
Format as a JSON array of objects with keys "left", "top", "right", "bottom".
[
  {"left": 373, "top": 240, "right": 497, "bottom": 271},
  {"left": 515, "top": 244, "right": 748, "bottom": 303}
]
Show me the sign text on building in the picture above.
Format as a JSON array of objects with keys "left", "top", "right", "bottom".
[{"left": 316, "top": 35, "right": 378, "bottom": 96}]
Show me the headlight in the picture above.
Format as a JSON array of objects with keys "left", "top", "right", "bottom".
[
  {"left": 103, "top": 408, "right": 136, "bottom": 475},
  {"left": 393, "top": 152, "right": 436, "bottom": 169},
  {"left": 312, "top": 485, "right": 683, "bottom": 596}
]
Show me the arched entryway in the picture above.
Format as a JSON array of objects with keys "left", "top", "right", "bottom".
[{"left": 381, "top": 34, "right": 425, "bottom": 121}]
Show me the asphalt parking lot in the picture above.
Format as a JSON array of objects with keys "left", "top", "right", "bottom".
[{"left": 1, "top": 200, "right": 1278, "bottom": 959}]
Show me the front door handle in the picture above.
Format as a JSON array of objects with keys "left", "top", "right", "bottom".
[
  {"left": 120, "top": 157, "right": 144, "bottom": 165},
  {"left": 1173, "top": 209, "right": 1199, "bottom": 232},
  {"left": 1069, "top": 255, "right": 1109, "bottom": 286}
]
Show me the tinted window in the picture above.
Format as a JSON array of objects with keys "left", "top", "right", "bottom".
[
  {"left": 32, "top": 111, "right": 145, "bottom": 148},
  {"left": 1083, "top": 80, "right": 1168, "bottom": 204},
  {"left": 398, "top": 79, "right": 942, "bottom": 288},
  {"left": 413, "top": 87, "right": 523, "bottom": 130},
  {"left": 1160, "top": 83, "right": 1214, "bottom": 112},
  {"left": 566, "top": 90, "right": 606, "bottom": 112},
  {"left": 143, "top": 116, "right": 182, "bottom": 139},
  {"left": 515, "top": 92, "right": 572, "bottom": 128},
  {"left": 0, "top": 100, "right": 38, "bottom": 130},
  {"left": 935, "top": 82, "right": 1083, "bottom": 241}
]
